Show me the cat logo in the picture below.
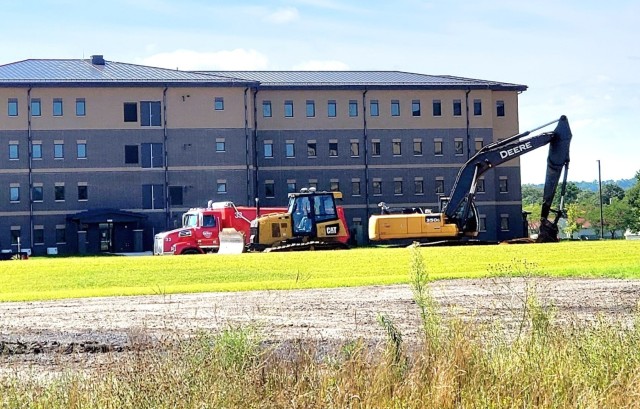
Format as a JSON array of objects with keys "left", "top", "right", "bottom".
[{"left": 325, "top": 225, "right": 338, "bottom": 235}]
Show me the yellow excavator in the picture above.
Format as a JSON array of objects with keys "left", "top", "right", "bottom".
[
  {"left": 368, "top": 115, "right": 573, "bottom": 243},
  {"left": 247, "top": 188, "right": 351, "bottom": 252}
]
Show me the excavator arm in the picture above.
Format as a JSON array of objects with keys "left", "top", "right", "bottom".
[{"left": 444, "top": 115, "right": 572, "bottom": 242}]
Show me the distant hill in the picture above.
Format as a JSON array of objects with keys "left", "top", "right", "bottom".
[{"left": 524, "top": 178, "right": 636, "bottom": 191}]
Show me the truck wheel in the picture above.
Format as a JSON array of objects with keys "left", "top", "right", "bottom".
[{"left": 181, "top": 249, "right": 199, "bottom": 255}]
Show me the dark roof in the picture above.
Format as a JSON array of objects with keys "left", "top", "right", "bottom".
[
  {"left": 0, "top": 57, "right": 527, "bottom": 91},
  {"left": 68, "top": 209, "right": 147, "bottom": 224},
  {"left": 200, "top": 70, "right": 527, "bottom": 91},
  {"left": 0, "top": 58, "right": 256, "bottom": 87}
]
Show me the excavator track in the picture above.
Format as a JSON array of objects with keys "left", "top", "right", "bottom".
[{"left": 264, "top": 241, "right": 349, "bottom": 253}]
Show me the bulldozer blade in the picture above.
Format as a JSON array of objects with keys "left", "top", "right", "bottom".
[{"left": 217, "top": 229, "right": 246, "bottom": 254}]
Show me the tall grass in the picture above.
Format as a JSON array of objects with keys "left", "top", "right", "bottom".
[{"left": 2, "top": 247, "right": 640, "bottom": 408}]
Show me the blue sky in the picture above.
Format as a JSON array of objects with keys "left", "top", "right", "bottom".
[{"left": 2, "top": 0, "right": 638, "bottom": 184}]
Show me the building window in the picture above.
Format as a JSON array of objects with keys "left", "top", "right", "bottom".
[
  {"left": 330, "top": 180, "right": 340, "bottom": 192},
  {"left": 371, "top": 140, "right": 381, "bottom": 156},
  {"left": 475, "top": 139, "right": 483, "bottom": 153},
  {"left": 56, "top": 226, "right": 67, "bottom": 243},
  {"left": 262, "top": 101, "right": 272, "bottom": 117},
  {"left": 141, "top": 101, "right": 162, "bottom": 126},
  {"left": 54, "top": 142, "right": 64, "bottom": 159},
  {"left": 33, "top": 186, "right": 44, "bottom": 202},
  {"left": 284, "top": 100, "right": 294, "bottom": 117},
  {"left": 350, "top": 140, "right": 359, "bottom": 157},
  {"left": 473, "top": 99, "right": 482, "bottom": 116},
  {"left": 10, "top": 186, "right": 20, "bottom": 202},
  {"left": 123, "top": 102, "right": 138, "bottom": 122},
  {"left": 287, "top": 181, "right": 297, "bottom": 193},
  {"left": 412, "top": 100, "right": 421, "bottom": 117},
  {"left": 414, "top": 179, "right": 424, "bottom": 195},
  {"left": 216, "top": 139, "right": 226, "bottom": 152},
  {"left": 33, "top": 142, "right": 42, "bottom": 159},
  {"left": 432, "top": 100, "right": 442, "bottom": 117},
  {"left": 477, "top": 178, "right": 485, "bottom": 193},
  {"left": 264, "top": 141, "right": 273, "bottom": 158},
  {"left": 351, "top": 180, "right": 361, "bottom": 196},
  {"left": 217, "top": 181, "right": 227, "bottom": 194},
  {"left": 142, "top": 184, "right": 165, "bottom": 209},
  {"left": 141, "top": 143, "right": 163, "bottom": 168},
  {"left": 78, "top": 185, "right": 88, "bottom": 201},
  {"left": 370, "top": 100, "right": 379, "bottom": 116},
  {"left": 55, "top": 184, "right": 65, "bottom": 201},
  {"left": 453, "top": 99, "right": 462, "bottom": 116},
  {"left": 496, "top": 100, "right": 505, "bottom": 117},
  {"left": 413, "top": 139, "right": 423, "bottom": 156},
  {"left": 500, "top": 215, "right": 510, "bottom": 231},
  {"left": 286, "top": 141, "right": 295, "bottom": 158},
  {"left": 11, "top": 228, "right": 21, "bottom": 246},
  {"left": 372, "top": 180, "right": 382, "bottom": 195},
  {"left": 394, "top": 180, "right": 403, "bottom": 195},
  {"left": 434, "top": 140, "right": 443, "bottom": 156},
  {"left": 329, "top": 141, "right": 338, "bottom": 157},
  {"left": 308, "top": 179, "right": 318, "bottom": 190},
  {"left": 435, "top": 179, "right": 445, "bottom": 194},
  {"left": 327, "top": 100, "right": 337, "bottom": 117},
  {"left": 214, "top": 97, "right": 224, "bottom": 111},
  {"left": 76, "top": 98, "right": 86, "bottom": 116},
  {"left": 169, "top": 186, "right": 183, "bottom": 206},
  {"left": 392, "top": 140, "right": 401, "bottom": 156},
  {"left": 125, "top": 145, "right": 139, "bottom": 164},
  {"left": 307, "top": 141, "right": 317, "bottom": 157},
  {"left": 265, "top": 181, "right": 275, "bottom": 198},
  {"left": 33, "top": 227, "right": 45, "bottom": 245},
  {"left": 479, "top": 215, "right": 487, "bottom": 232},
  {"left": 8, "top": 98, "right": 18, "bottom": 116},
  {"left": 53, "top": 98, "right": 63, "bottom": 116},
  {"left": 306, "top": 100, "right": 315, "bottom": 117},
  {"left": 455, "top": 139, "right": 464, "bottom": 155},
  {"left": 391, "top": 100, "right": 400, "bottom": 116},
  {"left": 349, "top": 100, "right": 358, "bottom": 117},
  {"left": 77, "top": 142, "right": 87, "bottom": 159},
  {"left": 31, "top": 99, "right": 41, "bottom": 116},
  {"left": 499, "top": 177, "right": 508, "bottom": 193},
  {"left": 9, "top": 143, "right": 19, "bottom": 160}
]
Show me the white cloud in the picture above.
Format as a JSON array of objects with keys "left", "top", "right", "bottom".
[
  {"left": 138, "top": 49, "right": 269, "bottom": 70},
  {"left": 292, "top": 60, "right": 350, "bottom": 70},
  {"left": 263, "top": 7, "right": 300, "bottom": 24}
]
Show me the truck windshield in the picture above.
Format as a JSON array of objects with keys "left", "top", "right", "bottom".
[{"left": 183, "top": 214, "right": 198, "bottom": 227}]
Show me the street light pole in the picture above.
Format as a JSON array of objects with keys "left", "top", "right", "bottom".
[{"left": 597, "top": 160, "right": 604, "bottom": 239}]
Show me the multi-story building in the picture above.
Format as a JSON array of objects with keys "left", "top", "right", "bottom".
[{"left": 0, "top": 56, "right": 527, "bottom": 255}]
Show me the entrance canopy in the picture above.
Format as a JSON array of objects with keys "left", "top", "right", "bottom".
[{"left": 68, "top": 209, "right": 147, "bottom": 224}]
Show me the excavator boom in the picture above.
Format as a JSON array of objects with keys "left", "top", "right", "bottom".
[{"left": 444, "top": 116, "right": 572, "bottom": 241}]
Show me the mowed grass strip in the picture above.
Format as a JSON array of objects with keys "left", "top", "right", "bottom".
[{"left": 1, "top": 240, "right": 639, "bottom": 302}]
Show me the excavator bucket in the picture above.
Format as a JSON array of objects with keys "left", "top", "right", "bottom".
[{"left": 217, "top": 228, "right": 246, "bottom": 254}]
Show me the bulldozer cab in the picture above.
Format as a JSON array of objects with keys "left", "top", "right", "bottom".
[{"left": 289, "top": 190, "right": 340, "bottom": 237}]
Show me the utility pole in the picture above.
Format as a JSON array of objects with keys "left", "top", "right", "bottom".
[{"left": 597, "top": 160, "right": 604, "bottom": 239}]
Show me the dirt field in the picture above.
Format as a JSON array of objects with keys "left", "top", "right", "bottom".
[{"left": 2, "top": 277, "right": 640, "bottom": 376}]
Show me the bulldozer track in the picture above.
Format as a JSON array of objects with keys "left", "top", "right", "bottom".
[{"left": 264, "top": 241, "right": 349, "bottom": 252}]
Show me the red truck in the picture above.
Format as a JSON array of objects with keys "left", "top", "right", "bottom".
[{"left": 153, "top": 201, "right": 285, "bottom": 255}]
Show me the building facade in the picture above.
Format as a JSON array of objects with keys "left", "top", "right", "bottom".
[{"left": 0, "top": 56, "right": 527, "bottom": 255}]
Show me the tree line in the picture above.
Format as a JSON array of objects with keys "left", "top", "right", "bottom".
[{"left": 522, "top": 171, "right": 640, "bottom": 239}]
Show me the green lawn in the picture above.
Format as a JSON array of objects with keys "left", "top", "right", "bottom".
[{"left": 1, "top": 241, "right": 639, "bottom": 302}]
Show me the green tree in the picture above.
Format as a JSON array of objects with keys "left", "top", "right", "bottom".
[
  {"left": 601, "top": 183, "right": 625, "bottom": 205},
  {"left": 563, "top": 203, "right": 582, "bottom": 239},
  {"left": 521, "top": 184, "right": 543, "bottom": 207},
  {"left": 626, "top": 171, "right": 640, "bottom": 232},
  {"left": 602, "top": 198, "right": 633, "bottom": 239}
]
